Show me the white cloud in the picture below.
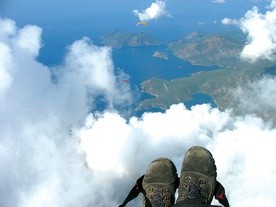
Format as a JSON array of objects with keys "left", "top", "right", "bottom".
[
  {"left": 221, "top": 17, "right": 238, "bottom": 25},
  {"left": 0, "top": 18, "right": 16, "bottom": 99},
  {"left": 230, "top": 75, "right": 276, "bottom": 121},
  {"left": 270, "top": 0, "right": 276, "bottom": 9},
  {"left": 56, "top": 37, "right": 132, "bottom": 109},
  {"left": 133, "top": 0, "right": 170, "bottom": 22},
  {"left": 14, "top": 25, "right": 42, "bottom": 57},
  {"left": 212, "top": 0, "right": 226, "bottom": 3},
  {"left": 0, "top": 42, "right": 13, "bottom": 99},
  {"left": 78, "top": 103, "right": 276, "bottom": 207},
  {"left": 1, "top": 15, "right": 276, "bottom": 207},
  {"left": 222, "top": 0, "right": 276, "bottom": 62},
  {"left": 0, "top": 16, "right": 132, "bottom": 207}
]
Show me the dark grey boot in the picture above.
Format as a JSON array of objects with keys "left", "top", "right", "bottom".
[
  {"left": 176, "top": 146, "right": 217, "bottom": 205},
  {"left": 142, "top": 157, "right": 178, "bottom": 207}
]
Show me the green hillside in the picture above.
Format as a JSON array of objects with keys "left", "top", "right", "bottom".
[{"left": 137, "top": 32, "right": 276, "bottom": 123}]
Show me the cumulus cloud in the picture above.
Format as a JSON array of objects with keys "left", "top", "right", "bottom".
[
  {"left": 55, "top": 37, "right": 132, "bottom": 110},
  {"left": 133, "top": 0, "right": 170, "bottom": 22},
  {"left": 0, "top": 16, "right": 132, "bottom": 207},
  {"left": 222, "top": 0, "right": 276, "bottom": 62},
  {"left": 78, "top": 103, "right": 276, "bottom": 207},
  {"left": 1, "top": 15, "right": 276, "bottom": 207}
]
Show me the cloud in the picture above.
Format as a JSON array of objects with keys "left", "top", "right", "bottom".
[
  {"left": 221, "top": 18, "right": 238, "bottom": 25},
  {"left": 78, "top": 103, "right": 276, "bottom": 207},
  {"left": 0, "top": 16, "right": 132, "bottom": 207},
  {"left": 56, "top": 37, "right": 133, "bottom": 110},
  {"left": 0, "top": 42, "right": 13, "bottom": 99},
  {"left": 1, "top": 16, "right": 276, "bottom": 207},
  {"left": 133, "top": 0, "right": 170, "bottom": 22},
  {"left": 222, "top": 0, "right": 276, "bottom": 62},
  {"left": 229, "top": 75, "right": 276, "bottom": 123},
  {"left": 212, "top": 0, "right": 226, "bottom": 3}
]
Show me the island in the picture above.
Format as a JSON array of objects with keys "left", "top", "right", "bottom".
[
  {"left": 100, "top": 30, "right": 162, "bottom": 48},
  {"left": 100, "top": 30, "right": 276, "bottom": 124},
  {"left": 137, "top": 32, "right": 276, "bottom": 124},
  {"left": 168, "top": 32, "right": 244, "bottom": 67}
]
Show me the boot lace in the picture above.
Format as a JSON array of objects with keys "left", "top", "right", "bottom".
[
  {"left": 147, "top": 187, "right": 173, "bottom": 207},
  {"left": 182, "top": 176, "right": 208, "bottom": 203}
]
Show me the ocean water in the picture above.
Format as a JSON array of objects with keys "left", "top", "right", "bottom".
[
  {"left": 184, "top": 93, "right": 217, "bottom": 109},
  {"left": 112, "top": 46, "right": 220, "bottom": 112},
  {"left": 112, "top": 46, "right": 220, "bottom": 83}
]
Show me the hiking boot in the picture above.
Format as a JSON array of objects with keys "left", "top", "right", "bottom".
[
  {"left": 176, "top": 146, "right": 217, "bottom": 205},
  {"left": 142, "top": 157, "right": 178, "bottom": 207}
]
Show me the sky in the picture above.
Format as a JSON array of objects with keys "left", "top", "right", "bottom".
[{"left": 0, "top": 0, "right": 276, "bottom": 207}]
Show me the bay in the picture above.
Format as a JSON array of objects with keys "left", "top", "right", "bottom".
[
  {"left": 112, "top": 46, "right": 219, "bottom": 84},
  {"left": 112, "top": 46, "right": 220, "bottom": 113}
]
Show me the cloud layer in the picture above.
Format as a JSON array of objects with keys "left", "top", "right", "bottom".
[
  {"left": 78, "top": 103, "right": 276, "bottom": 207},
  {"left": 0, "top": 16, "right": 132, "bottom": 206},
  {"left": 133, "top": 0, "right": 170, "bottom": 22},
  {"left": 222, "top": 0, "right": 276, "bottom": 62},
  {"left": 0, "top": 15, "right": 276, "bottom": 207}
]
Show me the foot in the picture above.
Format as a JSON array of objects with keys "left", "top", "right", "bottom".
[
  {"left": 176, "top": 146, "right": 217, "bottom": 205},
  {"left": 142, "top": 157, "right": 178, "bottom": 207}
]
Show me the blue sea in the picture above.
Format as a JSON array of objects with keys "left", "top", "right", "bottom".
[
  {"left": 112, "top": 45, "right": 219, "bottom": 112},
  {"left": 112, "top": 46, "right": 220, "bottom": 83}
]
